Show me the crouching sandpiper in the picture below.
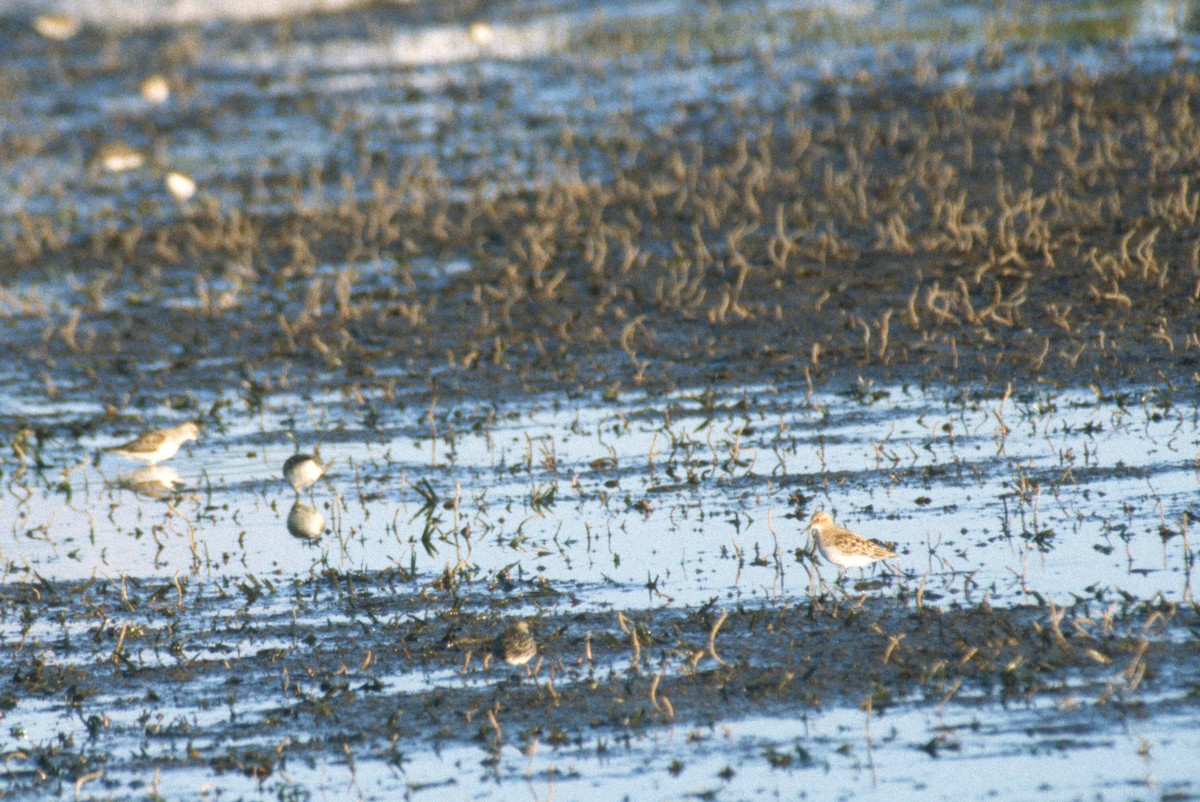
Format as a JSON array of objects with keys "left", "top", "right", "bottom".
[{"left": 493, "top": 620, "right": 537, "bottom": 668}]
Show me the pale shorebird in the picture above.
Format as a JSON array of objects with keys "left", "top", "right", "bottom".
[
  {"left": 282, "top": 453, "right": 325, "bottom": 492},
  {"left": 139, "top": 74, "right": 171, "bottom": 104},
  {"left": 33, "top": 13, "right": 79, "bottom": 41},
  {"left": 93, "top": 141, "right": 145, "bottom": 173},
  {"left": 493, "top": 620, "right": 537, "bottom": 668},
  {"left": 807, "top": 510, "right": 897, "bottom": 575},
  {"left": 165, "top": 171, "right": 196, "bottom": 203},
  {"left": 106, "top": 422, "right": 199, "bottom": 465}
]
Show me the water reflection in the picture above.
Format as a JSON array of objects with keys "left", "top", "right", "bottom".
[
  {"left": 286, "top": 500, "right": 325, "bottom": 540},
  {"left": 116, "top": 465, "right": 181, "bottom": 498}
]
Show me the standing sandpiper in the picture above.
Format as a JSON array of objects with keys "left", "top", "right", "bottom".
[
  {"left": 494, "top": 620, "right": 537, "bottom": 668},
  {"left": 807, "top": 510, "right": 897, "bottom": 574},
  {"left": 283, "top": 453, "right": 325, "bottom": 492},
  {"left": 106, "top": 422, "right": 199, "bottom": 465}
]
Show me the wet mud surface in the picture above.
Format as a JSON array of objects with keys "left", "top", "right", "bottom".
[
  {"left": 4, "top": 575, "right": 1198, "bottom": 799},
  {"left": 2, "top": 21, "right": 1200, "bottom": 417}
]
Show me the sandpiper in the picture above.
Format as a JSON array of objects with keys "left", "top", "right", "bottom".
[
  {"left": 494, "top": 620, "right": 537, "bottom": 667},
  {"left": 283, "top": 453, "right": 325, "bottom": 492},
  {"left": 93, "top": 141, "right": 145, "bottom": 173},
  {"left": 106, "top": 422, "right": 199, "bottom": 465},
  {"left": 139, "top": 74, "right": 171, "bottom": 104},
  {"left": 165, "top": 171, "right": 196, "bottom": 202},
  {"left": 34, "top": 13, "right": 79, "bottom": 41},
  {"left": 807, "top": 510, "right": 897, "bottom": 572}
]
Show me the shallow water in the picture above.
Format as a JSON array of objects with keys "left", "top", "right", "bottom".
[
  {"left": 3, "top": 383, "right": 1199, "bottom": 799},
  {"left": 2, "top": 0, "right": 1197, "bottom": 246},
  {"left": 195, "top": 705, "right": 1196, "bottom": 802},
  {"left": 4, "top": 384, "right": 1196, "bottom": 609}
]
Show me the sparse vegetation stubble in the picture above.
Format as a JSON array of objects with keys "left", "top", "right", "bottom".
[{"left": 3, "top": 66, "right": 1199, "bottom": 405}]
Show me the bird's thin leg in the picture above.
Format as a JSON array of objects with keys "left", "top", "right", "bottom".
[{"left": 816, "top": 566, "right": 835, "bottom": 598}]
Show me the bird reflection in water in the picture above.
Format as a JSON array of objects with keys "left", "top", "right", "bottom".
[
  {"left": 117, "top": 465, "right": 181, "bottom": 498},
  {"left": 286, "top": 500, "right": 326, "bottom": 541}
]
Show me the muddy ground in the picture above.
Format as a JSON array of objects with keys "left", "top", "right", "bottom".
[
  {"left": 3, "top": 574, "right": 1197, "bottom": 796},
  {"left": 2, "top": 60, "right": 1200, "bottom": 428}
]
